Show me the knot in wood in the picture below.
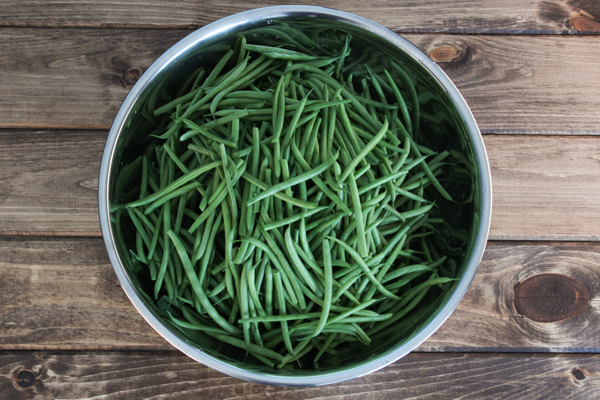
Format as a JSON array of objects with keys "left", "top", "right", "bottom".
[
  {"left": 569, "top": 12, "right": 600, "bottom": 31},
  {"left": 14, "top": 369, "right": 36, "bottom": 389},
  {"left": 513, "top": 273, "right": 590, "bottom": 323},
  {"left": 121, "top": 68, "right": 142, "bottom": 88},
  {"left": 572, "top": 368, "right": 586, "bottom": 381},
  {"left": 427, "top": 44, "right": 466, "bottom": 63}
]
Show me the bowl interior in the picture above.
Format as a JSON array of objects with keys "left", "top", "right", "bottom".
[{"left": 102, "top": 9, "right": 488, "bottom": 384}]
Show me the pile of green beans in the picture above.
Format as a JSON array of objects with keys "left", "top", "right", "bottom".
[{"left": 116, "top": 29, "right": 458, "bottom": 369}]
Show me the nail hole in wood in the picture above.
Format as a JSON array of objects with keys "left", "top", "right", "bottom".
[{"left": 513, "top": 273, "right": 589, "bottom": 323}]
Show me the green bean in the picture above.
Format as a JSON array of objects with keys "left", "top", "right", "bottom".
[
  {"left": 290, "top": 141, "right": 352, "bottom": 215},
  {"left": 391, "top": 61, "right": 420, "bottom": 135},
  {"left": 281, "top": 91, "right": 310, "bottom": 148},
  {"left": 346, "top": 173, "right": 368, "bottom": 257},
  {"left": 126, "top": 208, "right": 152, "bottom": 252},
  {"left": 126, "top": 161, "right": 221, "bottom": 209},
  {"left": 169, "top": 313, "right": 226, "bottom": 335},
  {"left": 265, "top": 264, "right": 274, "bottom": 319},
  {"left": 246, "top": 262, "right": 272, "bottom": 330},
  {"left": 239, "top": 312, "right": 322, "bottom": 324},
  {"left": 273, "top": 270, "right": 294, "bottom": 354},
  {"left": 167, "top": 230, "right": 241, "bottom": 335},
  {"left": 339, "top": 118, "right": 389, "bottom": 183},
  {"left": 163, "top": 144, "right": 189, "bottom": 175},
  {"left": 154, "top": 210, "right": 172, "bottom": 298},
  {"left": 279, "top": 340, "right": 314, "bottom": 368},
  {"left": 241, "top": 172, "right": 317, "bottom": 209},
  {"left": 243, "top": 43, "right": 324, "bottom": 61},
  {"left": 239, "top": 261, "right": 251, "bottom": 346},
  {"left": 146, "top": 206, "right": 164, "bottom": 261},
  {"left": 210, "top": 55, "right": 275, "bottom": 114},
  {"left": 239, "top": 237, "right": 302, "bottom": 307},
  {"left": 134, "top": 231, "right": 147, "bottom": 265},
  {"left": 357, "top": 169, "right": 408, "bottom": 197},
  {"left": 396, "top": 118, "right": 453, "bottom": 201},
  {"left": 153, "top": 66, "right": 209, "bottom": 116},
  {"left": 284, "top": 227, "right": 320, "bottom": 294},
  {"left": 247, "top": 157, "right": 335, "bottom": 206},
  {"left": 212, "top": 330, "right": 286, "bottom": 362},
  {"left": 144, "top": 181, "right": 201, "bottom": 216},
  {"left": 311, "top": 238, "right": 333, "bottom": 338},
  {"left": 272, "top": 74, "right": 286, "bottom": 143},
  {"left": 314, "top": 333, "right": 337, "bottom": 364},
  {"left": 381, "top": 264, "right": 435, "bottom": 284},
  {"left": 221, "top": 200, "right": 239, "bottom": 295},
  {"left": 263, "top": 206, "right": 328, "bottom": 231},
  {"left": 219, "top": 144, "right": 238, "bottom": 221},
  {"left": 329, "top": 237, "right": 400, "bottom": 301},
  {"left": 181, "top": 55, "right": 250, "bottom": 120}
]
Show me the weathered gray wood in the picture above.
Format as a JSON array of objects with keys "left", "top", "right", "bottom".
[
  {"left": 3, "top": 131, "right": 600, "bottom": 241},
  {"left": 2, "top": 0, "right": 600, "bottom": 34},
  {"left": 1, "top": 29, "right": 600, "bottom": 133},
  {"left": 0, "top": 351, "right": 598, "bottom": 399},
  {"left": 1, "top": 237, "right": 600, "bottom": 352}
]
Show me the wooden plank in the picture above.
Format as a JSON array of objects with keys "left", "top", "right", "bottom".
[
  {"left": 3, "top": 131, "right": 600, "bottom": 241},
  {"left": 2, "top": 237, "right": 600, "bottom": 351},
  {"left": 0, "top": 237, "right": 170, "bottom": 350},
  {"left": 2, "top": 0, "right": 600, "bottom": 34},
  {"left": 425, "top": 241, "right": 600, "bottom": 351},
  {"left": 408, "top": 35, "right": 600, "bottom": 135},
  {"left": 0, "top": 28, "right": 187, "bottom": 130},
  {"left": 0, "top": 351, "right": 598, "bottom": 399},
  {"left": 485, "top": 135, "right": 600, "bottom": 241},
  {"left": 1, "top": 28, "right": 600, "bottom": 133},
  {"left": 0, "top": 130, "right": 105, "bottom": 236}
]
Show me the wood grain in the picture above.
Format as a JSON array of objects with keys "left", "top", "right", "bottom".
[
  {"left": 2, "top": 2, "right": 598, "bottom": 399},
  {"left": 485, "top": 135, "right": 600, "bottom": 241},
  {"left": 0, "top": 130, "right": 104, "bottom": 236},
  {"left": 2, "top": 0, "right": 600, "bottom": 34},
  {"left": 0, "top": 351, "right": 598, "bottom": 399},
  {"left": 1, "top": 29, "right": 600, "bottom": 133},
  {"left": 2, "top": 237, "right": 600, "bottom": 352},
  {"left": 410, "top": 35, "right": 600, "bottom": 134},
  {"left": 3, "top": 131, "right": 600, "bottom": 241},
  {"left": 513, "top": 273, "right": 590, "bottom": 323},
  {"left": 0, "top": 28, "right": 184, "bottom": 130},
  {"left": 0, "top": 237, "right": 170, "bottom": 350},
  {"left": 426, "top": 242, "right": 600, "bottom": 352}
]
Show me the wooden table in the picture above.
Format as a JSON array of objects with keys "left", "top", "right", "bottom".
[{"left": 1, "top": 1, "right": 600, "bottom": 398}]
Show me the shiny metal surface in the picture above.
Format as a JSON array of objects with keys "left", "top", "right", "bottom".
[{"left": 99, "top": 5, "right": 492, "bottom": 386}]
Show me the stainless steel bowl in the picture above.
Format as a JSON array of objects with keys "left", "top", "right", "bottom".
[{"left": 99, "top": 5, "right": 492, "bottom": 386}]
